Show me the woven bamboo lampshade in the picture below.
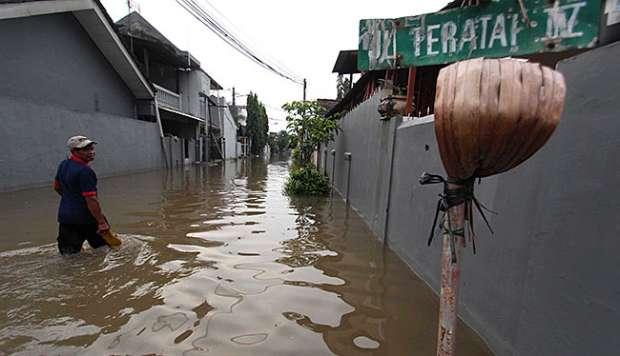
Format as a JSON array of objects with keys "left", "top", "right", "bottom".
[{"left": 434, "top": 58, "right": 566, "bottom": 180}]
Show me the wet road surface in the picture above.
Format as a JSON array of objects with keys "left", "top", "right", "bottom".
[{"left": 0, "top": 159, "right": 491, "bottom": 355}]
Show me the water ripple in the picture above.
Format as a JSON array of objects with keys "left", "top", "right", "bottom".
[{"left": 0, "top": 160, "right": 492, "bottom": 355}]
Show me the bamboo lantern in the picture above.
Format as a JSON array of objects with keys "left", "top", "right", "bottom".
[{"left": 428, "top": 57, "right": 566, "bottom": 356}]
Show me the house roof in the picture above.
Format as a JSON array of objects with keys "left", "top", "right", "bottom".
[
  {"left": 440, "top": 1, "right": 461, "bottom": 11},
  {"left": 209, "top": 76, "right": 223, "bottom": 90},
  {"left": 332, "top": 50, "right": 359, "bottom": 74},
  {"left": 316, "top": 99, "right": 338, "bottom": 112},
  {"left": 117, "top": 12, "right": 176, "bottom": 53},
  {"left": 159, "top": 106, "right": 204, "bottom": 123},
  {"left": 116, "top": 11, "right": 201, "bottom": 69},
  {"left": 116, "top": 12, "right": 223, "bottom": 90},
  {"left": 0, "top": 0, "right": 154, "bottom": 99}
]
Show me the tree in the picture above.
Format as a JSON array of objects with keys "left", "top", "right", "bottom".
[
  {"left": 282, "top": 101, "right": 338, "bottom": 168},
  {"left": 267, "top": 130, "right": 290, "bottom": 154},
  {"left": 275, "top": 130, "right": 290, "bottom": 153},
  {"left": 337, "top": 74, "right": 351, "bottom": 100},
  {"left": 246, "top": 93, "right": 269, "bottom": 155},
  {"left": 267, "top": 130, "right": 290, "bottom": 155},
  {"left": 267, "top": 132, "right": 277, "bottom": 153},
  {"left": 282, "top": 101, "right": 339, "bottom": 196}
]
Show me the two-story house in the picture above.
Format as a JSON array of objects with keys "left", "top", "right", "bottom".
[{"left": 116, "top": 11, "right": 230, "bottom": 165}]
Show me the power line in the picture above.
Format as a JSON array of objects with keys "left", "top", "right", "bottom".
[
  {"left": 175, "top": 0, "right": 304, "bottom": 85},
  {"left": 181, "top": 0, "right": 300, "bottom": 83},
  {"left": 187, "top": 0, "right": 303, "bottom": 85},
  {"left": 197, "top": 0, "right": 301, "bottom": 80}
]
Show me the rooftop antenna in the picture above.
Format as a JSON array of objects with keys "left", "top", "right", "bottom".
[{"left": 126, "top": 0, "right": 141, "bottom": 55}]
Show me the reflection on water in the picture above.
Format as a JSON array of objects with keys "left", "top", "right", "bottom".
[{"left": 0, "top": 159, "right": 491, "bottom": 355}]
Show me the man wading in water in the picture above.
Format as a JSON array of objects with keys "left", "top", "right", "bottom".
[{"left": 53, "top": 135, "right": 111, "bottom": 254}]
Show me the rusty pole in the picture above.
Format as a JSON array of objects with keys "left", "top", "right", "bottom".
[
  {"left": 436, "top": 183, "right": 466, "bottom": 356},
  {"left": 405, "top": 67, "right": 417, "bottom": 116}
]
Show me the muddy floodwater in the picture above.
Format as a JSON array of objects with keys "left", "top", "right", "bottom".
[{"left": 0, "top": 159, "right": 491, "bottom": 355}]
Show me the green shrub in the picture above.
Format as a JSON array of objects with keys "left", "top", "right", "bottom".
[
  {"left": 290, "top": 147, "right": 303, "bottom": 169},
  {"left": 284, "top": 167, "right": 330, "bottom": 196}
]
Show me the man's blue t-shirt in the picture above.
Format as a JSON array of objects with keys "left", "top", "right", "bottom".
[{"left": 55, "top": 155, "right": 98, "bottom": 225}]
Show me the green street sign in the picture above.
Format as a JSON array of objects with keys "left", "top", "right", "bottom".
[{"left": 358, "top": 0, "right": 603, "bottom": 70}]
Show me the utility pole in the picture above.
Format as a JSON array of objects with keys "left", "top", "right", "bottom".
[
  {"left": 232, "top": 86, "right": 236, "bottom": 110},
  {"left": 303, "top": 78, "right": 307, "bottom": 101}
]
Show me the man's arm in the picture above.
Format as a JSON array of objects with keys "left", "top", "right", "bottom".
[
  {"left": 85, "top": 195, "right": 110, "bottom": 232},
  {"left": 53, "top": 179, "right": 62, "bottom": 196},
  {"left": 79, "top": 168, "right": 109, "bottom": 231}
]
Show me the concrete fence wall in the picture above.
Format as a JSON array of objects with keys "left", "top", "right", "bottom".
[
  {"left": 162, "top": 136, "right": 199, "bottom": 168},
  {"left": 323, "top": 42, "right": 620, "bottom": 356},
  {"left": 0, "top": 95, "right": 164, "bottom": 192},
  {"left": 327, "top": 91, "right": 400, "bottom": 240},
  {"left": 0, "top": 11, "right": 165, "bottom": 192}
]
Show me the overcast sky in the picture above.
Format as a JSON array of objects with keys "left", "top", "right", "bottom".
[{"left": 100, "top": 0, "right": 449, "bottom": 131}]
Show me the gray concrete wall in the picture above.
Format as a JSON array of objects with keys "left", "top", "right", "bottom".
[
  {"left": 326, "top": 42, "right": 620, "bottom": 355},
  {"left": 0, "top": 95, "right": 163, "bottom": 192},
  {"left": 0, "top": 13, "right": 135, "bottom": 118},
  {"left": 162, "top": 136, "right": 197, "bottom": 167},
  {"left": 178, "top": 69, "right": 210, "bottom": 118},
  {"left": 163, "top": 136, "right": 182, "bottom": 168},
  {"left": 326, "top": 91, "right": 399, "bottom": 240},
  {"left": 208, "top": 95, "right": 224, "bottom": 131},
  {"left": 221, "top": 106, "right": 238, "bottom": 160}
]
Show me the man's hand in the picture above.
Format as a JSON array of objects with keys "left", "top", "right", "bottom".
[
  {"left": 53, "top": 180, "right": 62, "bottom": 196},
  {"left": 85, "top": 195, "right": 109, "bottom": 232},
  {"left": 97, "top": 221, "right": 110, "bottom": 233}
]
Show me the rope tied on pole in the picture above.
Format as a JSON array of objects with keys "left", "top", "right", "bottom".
[
  {"left": 427, "top": 58, "right": 565, "bottom": 356},
  {"left": 419, "top": 172, "right": 495, "bottom": 263}
]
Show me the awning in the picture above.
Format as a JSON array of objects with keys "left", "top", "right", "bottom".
[
  {"left": 159, "top": 106, "right": 204, "bottom": 123},
  {"left": 332, "top": 50, "right": 359, "bottom": 74}
]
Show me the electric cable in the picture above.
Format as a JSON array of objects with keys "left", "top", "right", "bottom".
[{"left": 176, "top": 0, "right": 304, "bottom": 84}]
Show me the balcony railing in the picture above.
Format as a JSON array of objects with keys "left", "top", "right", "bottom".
[{"left": 154, "top": 84, "right": 181, "bottom": 111}]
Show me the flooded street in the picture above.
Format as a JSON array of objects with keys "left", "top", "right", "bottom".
[{"left": 0, "top": 159, "right": 491, "bottom": 355}]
